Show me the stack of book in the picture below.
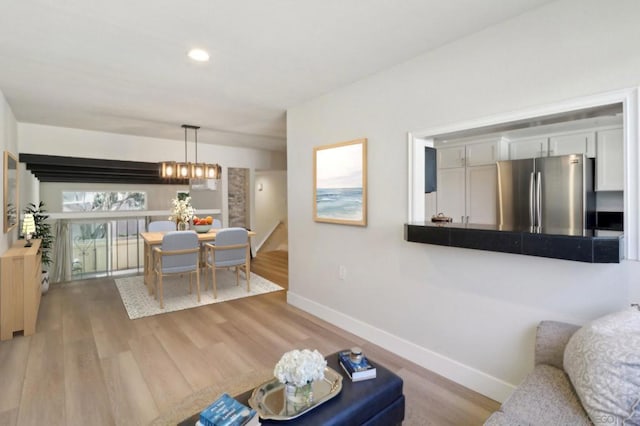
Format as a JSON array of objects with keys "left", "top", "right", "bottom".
[
  {"left": 338, "top": 350, "right": 377, "bottom": 382},
  {"left": 199, "top": 393, "right": 256, "bottom": 426}
]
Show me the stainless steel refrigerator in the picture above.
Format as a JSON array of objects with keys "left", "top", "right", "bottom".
[{"left": 496, "top": 154, "right": 595, "bottom": 235}]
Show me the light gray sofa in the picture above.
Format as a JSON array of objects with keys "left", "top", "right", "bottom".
[{"left": 484, "top": 320, "right": 592, "bottom": 425}]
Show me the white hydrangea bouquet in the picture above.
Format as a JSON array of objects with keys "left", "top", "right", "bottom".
[
  {"left": 274, "top": 349, "right": 326, "bottom": 387},
  {"left": 169, "top": 196, "right": 195, "bottom": 225}
]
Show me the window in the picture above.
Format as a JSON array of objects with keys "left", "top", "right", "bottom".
[{"left": 62, "top": 191, "right": 147, "bottom": 212}]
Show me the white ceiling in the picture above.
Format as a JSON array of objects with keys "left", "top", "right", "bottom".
[{"left": 0, "top": 0, "right": 553, "bottom": 151}]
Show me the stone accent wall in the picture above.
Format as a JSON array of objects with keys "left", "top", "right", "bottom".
[{"left": 228, "top": 167, "right": 249, "bottom": 228}]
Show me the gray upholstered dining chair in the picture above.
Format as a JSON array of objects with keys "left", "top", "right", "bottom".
[
  {"left": 153, "top": 231, "right": 200, "bottom": 308},
  {"left": 148, "top": 220, "right": 177, "bottom": 232},
  {"left": 196, "top": 218, "right": 223, "bottom": 267},
  {"left": 200, "top": 218, "right": 224, "bottom": 252},
  {"left": 204, "top": 227, "right": 250, "bottom": 299},
  {"left": 146, "top": 220, "right": 178, "bottom": 295}
]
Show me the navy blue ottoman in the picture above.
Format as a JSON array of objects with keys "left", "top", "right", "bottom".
[
  {"left": 179, "top": 352, "right": 405, "bottom": 426},
  {"left": 260, "top": 352, "right": 405, "bottom": 426}
]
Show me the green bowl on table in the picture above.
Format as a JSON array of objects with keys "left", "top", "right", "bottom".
[{"left": 193, "top": 224, "right": 212, "bottom": 233}]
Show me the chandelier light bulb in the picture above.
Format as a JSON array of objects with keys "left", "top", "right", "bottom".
[{"left": 159, "top": 125, "right": 220, "bottom": 181}]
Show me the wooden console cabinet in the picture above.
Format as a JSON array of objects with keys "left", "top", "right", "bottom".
[{"left": 0, "top": 239, "right": 42, "bottom": 340}]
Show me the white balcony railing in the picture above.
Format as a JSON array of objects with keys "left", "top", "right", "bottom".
[{"left": 48, "top": 209, "right": 221, "bottom": 282}]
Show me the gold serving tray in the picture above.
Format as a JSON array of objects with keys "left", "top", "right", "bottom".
[{"left": 248, "top": 367, "right": 343, "bottom": 421}]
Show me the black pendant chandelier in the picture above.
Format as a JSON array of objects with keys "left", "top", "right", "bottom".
[{"left": 160, "top": 124, "right": 221, "bottom": 180}]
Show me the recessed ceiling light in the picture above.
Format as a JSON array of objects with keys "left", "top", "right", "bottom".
[{"left": 188, "top": 48, "right": 210, "bottom": 62}]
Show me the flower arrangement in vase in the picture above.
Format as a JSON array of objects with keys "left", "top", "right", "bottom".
[
  {"left": 274, "top": 349, "right": 326, "bottom": 405},
  {"left": 169, "top": 196, "right": 195, "bottom": 230}
]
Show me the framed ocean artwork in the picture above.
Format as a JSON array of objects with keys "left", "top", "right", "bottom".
[{"left": 313, "top": 138, "right": 367, "bottom": 226}]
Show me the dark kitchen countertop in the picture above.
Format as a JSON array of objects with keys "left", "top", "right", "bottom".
[
  {"left": 404, "top": 222, "right": 623, "bottom": 263},
  {"left": 408, "top": 221, "right": 620, "bottom": 238}
]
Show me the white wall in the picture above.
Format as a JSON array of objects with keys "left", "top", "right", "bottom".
[
  {"left": 190, "top": 186, "right": 223, "bottom": 215},
  {"left": 20, "top": 164, "right": 40, "bottom": 215},
  {"left": 18, "top": 123, "right": 286, "bottom": 170},
  {"left": 19, "top": 123, "right": 286, "bottom": 231},
  {"left": 254, "top": 170, "right": 287, "bottom": 250},
  {"left": 287, "top": 0, "right": 640, "bottom": 402},
  {"left": 0, "top": 90, "right": 18, "bottom": 252}
]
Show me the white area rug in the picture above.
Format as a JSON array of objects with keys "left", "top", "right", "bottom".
[{"left": 115, "top": 270, "right": 284, "bottom": 319}]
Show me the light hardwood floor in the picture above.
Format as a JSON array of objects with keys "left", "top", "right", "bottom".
[
  {"left": 0, "top": 272, "right": 499, "bottom": 425},
  {"left": 253, "top": 222, "right": 289, "bottom": 290},
  {"left": 257, "top": 223, "right": 288, "bottom": 254},
  {"left": 251, "top": 250, "right": 288, "bottom": 290}
]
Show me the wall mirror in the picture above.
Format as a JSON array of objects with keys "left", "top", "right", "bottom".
[{"left": 4, "top": 151, "right": 18, "bottom": 233}]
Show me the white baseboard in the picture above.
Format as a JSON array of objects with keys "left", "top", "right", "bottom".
[{"left": 287, "top": 291, "right": 515, "bottom": 403}]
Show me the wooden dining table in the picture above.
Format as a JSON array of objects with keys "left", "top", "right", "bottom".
[{"left": 140, "top": 229, "right": 256, "bottom": 294}]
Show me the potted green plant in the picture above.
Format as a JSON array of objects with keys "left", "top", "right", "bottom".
[{"left": 24, "top": 201, "right": 53, "bottom": 293}]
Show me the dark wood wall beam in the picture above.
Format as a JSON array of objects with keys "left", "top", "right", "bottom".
[
  {"left": 36, "top": 176, "right": 181, "bottom": 184},
  {"left": 19, "top": 153, "right": 188, "bottom": 185},
  {"left": 27, "top": 163, "right": 158, "bottom": 177},
  {"left": 20, "top": 153, "right": 157, "bottom": 170}
]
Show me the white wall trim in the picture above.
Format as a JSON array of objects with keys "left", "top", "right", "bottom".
[
  {"left": 410, "top": 88, "right": 635, "bottom": 139},
  {"left": 407, "top": 132, "right": 416, "bottom": 222},
  {"left": 255, "top": 220, "right": 281, "bottom": 252},
  {"left": 407, "top": 134, "right": 434, "bottom": 222},
  {"left": 407, "top": 87, "right": 640, "bottom": 260},
  {"left": 287, "top": 291, "right": 516, "bottom": 402}
]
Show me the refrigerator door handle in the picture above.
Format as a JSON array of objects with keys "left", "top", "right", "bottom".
[
  {"left": 536, "top": 171, "right": 542, "bottom": 229},
  {"left": 529, "top": 172, "right": 535, "bottom": 227}
]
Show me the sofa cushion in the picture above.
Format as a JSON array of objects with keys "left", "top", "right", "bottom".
[
  {"left": 564, "top": 308, "right": 640, "bottom": 426},
  {"left": 494, "top": 364, "right": 591, "bottom": 426},
  {"left": 534, "top": 320, "right": 580, "bottom": 369}
]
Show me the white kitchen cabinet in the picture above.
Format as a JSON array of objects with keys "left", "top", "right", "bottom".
[
  {"left": 509, "top": 137, "right": 547, "bottom": 160},
  {"left": 510, "top": 131, "right": 596, "bottom": 160},
  {"left": 435, "top": 165, "right": 497, "bottom": 225},
  {"left": 549, "top": 131, "right": 595, "bottom": 157},
  {"left": 435, "top": 138, "right": 504, "bottom": 224},
  {"left": 466, "top": 140, "right": 501, "bottom": 166},
  {"left": 439, "top": 139, "right": 504, "bottom": 168},
  {"left": 437, "top": 145, "right": 465, "bottom": 169},
  {"left": 466, "top": 165, "right": 497, "bottom": 224},
  {"left": 596, "top": 128, "right": 624, "bottom": 191},
  {"left": 436, "top": 167, "right": 466, "bottom": 223}
]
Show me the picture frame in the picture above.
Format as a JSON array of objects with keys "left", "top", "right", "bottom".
[
  {"left": 4, "top": 151, "right": 18, "bottom": 233},
  {"left": 313, "top": 138, "right": 367, "bottom": 226}
]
